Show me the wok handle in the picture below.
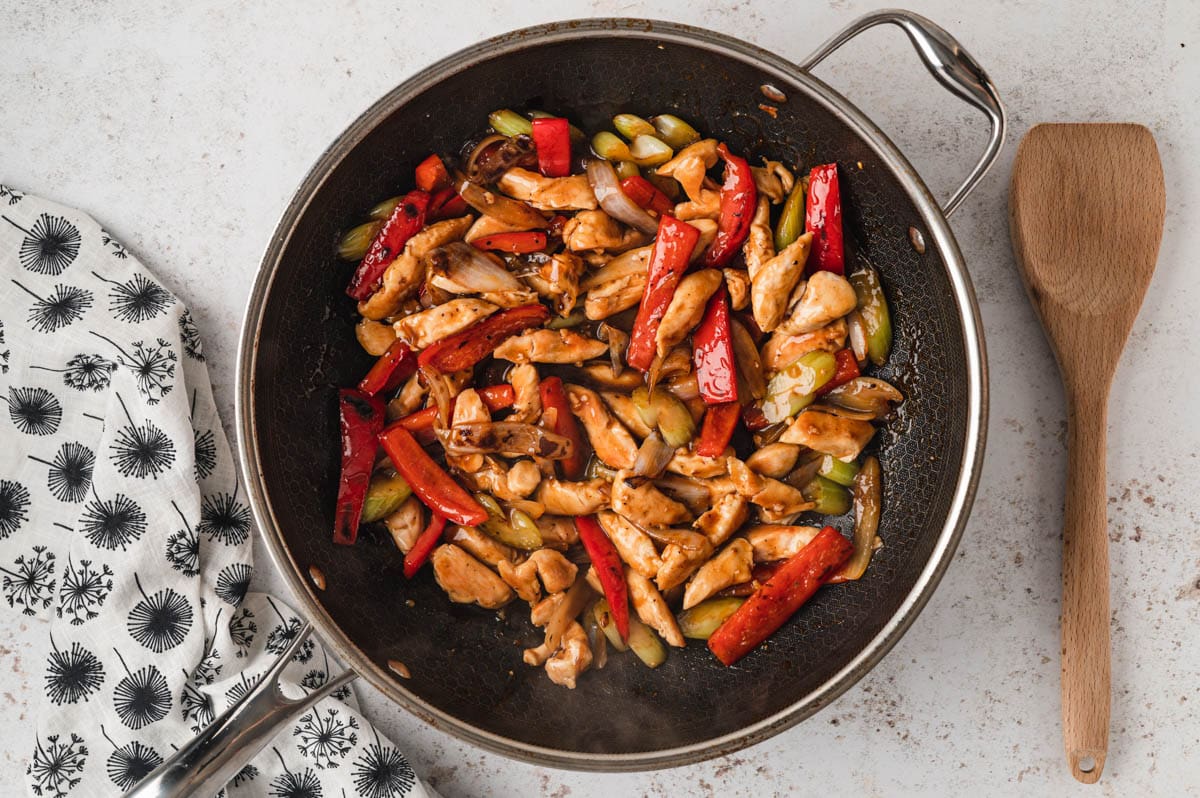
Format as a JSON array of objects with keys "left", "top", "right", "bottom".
[
  {"left": 122, "top": 624, "right": 357, "bottom": 798},
  {"left": 798, "top": 9, "right": 1006, "bottom": 217}
]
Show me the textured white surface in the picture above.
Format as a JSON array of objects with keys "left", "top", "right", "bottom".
[{"left": 3, "top": 0, "right": 1198, "bottom": 794}]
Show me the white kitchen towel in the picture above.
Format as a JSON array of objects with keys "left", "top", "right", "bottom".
[{"left": 0, "top": 186, "right": 428, "bottom": 798}]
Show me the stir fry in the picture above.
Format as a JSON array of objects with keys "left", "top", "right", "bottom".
[{"left": 333, "top": 109, "right": 902, "bottom": 687}]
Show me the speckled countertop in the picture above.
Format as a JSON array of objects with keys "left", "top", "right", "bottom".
[{"left": 3, "top": 0, "right": 1198, "bottom": 794}]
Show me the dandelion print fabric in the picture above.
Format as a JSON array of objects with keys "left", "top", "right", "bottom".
[{"left": 1, "top": 190, "right": 428, "bottom": 798}]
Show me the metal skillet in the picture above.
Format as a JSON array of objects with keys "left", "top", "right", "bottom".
[{"left": 129, "top": 10, "right": 1002, "bottom": 795}]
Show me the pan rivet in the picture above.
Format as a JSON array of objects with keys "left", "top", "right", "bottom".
[{"left": 908, "top": 227, "right": 926, "bottom": 254}]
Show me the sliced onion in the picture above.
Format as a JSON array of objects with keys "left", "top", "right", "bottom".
[
  {"left": 454, "top": 171, "right": 549, "bottom": 229},
  {"left": 730, "top": 320, "right": 766, "bottom": 400},
  {"left": 633, "top": 430, "right": 675, "bottom": 479},
  {"left": 420, "top": 365, "right": 452, "bottom": 428},
  {"left": 466, "top": 134, "right": 537, "bottom": 184},
  {"left": 428, "top": 242, "right": 522, "bottom": 294},
  {"left": 824, "top": 377, "right": 903, "bottom": 419},
  {"left": 544, "top": 578, "right": 593, "bottom": 654},
  {"left": 846, "top": 310, "right": 869, "bottom": 366},
  {"left": 831, "top": 455, "right": 881, "bottom": 582},
  {"left": 585, "top": 158, "right": 659, "bottom": 234},
  {"left": 597, "top": 322, "right": 628, "bottom": 378},
  {"left": 809, "top": 402, "right": 877, "bottom": 421},
  {"left": 654, "top": 474, "right": 712, "bottom": 511},
  {"left": 441, "top": 422, "right": 573, "bottom": 459},
  {"left": 783, "top": 453, "right": 824, "bottom": 490}
]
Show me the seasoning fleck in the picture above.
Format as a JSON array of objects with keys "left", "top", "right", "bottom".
[
  {"left": 387, "top": 659, "right": 411, "bottom": 679},
  {"left": 760, "top": 83, "right": 788, "bottom": 103},
  {"left": 758, "top": 103, "right": 778, "bottom": 119},
  {"left": 308, "top": 565, "right": 326, "bottom": 591}
]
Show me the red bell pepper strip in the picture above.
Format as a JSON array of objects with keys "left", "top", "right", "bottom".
[
  {"left": 414, "top": 154, "right": 450, "bottom": 193},
  {"left": 703, "top": 143, "right": 757, "bottom": 268},
  {"left": 531, "top": 117, "right": 572, "bottom": 178},
  {"left": 538, "top": 376, "right": 586, "bottom": 480},
  {"left": 346, "top": 190, "right": 430, "bottom": 301},
  {"left": 378, "top": 425, "right": 487, "bottom": 527},
  {"left": 626, "top": 216, "right": 700, "bottom": 371},
  {"left": 471, "top": 231, "right": 548, "bottom": 254},
  {"left": 358, "top": 339, "right": 418, "bottom": 397},
  {"left": 708, "top": 525, "right": 853, "bottom": 665},
  {"left": 427, "top": 186, "right": 469, "bottom": 221},
  {"left": 805, "top": 163, "right": 844, "bottom": 275},
  {"left": 696, "top": 401, "right": 740, "bottom": 457},
  {"left": 692, "top": 286, "right": 738, "bottom": 405},
  {"left": 815, "top": 348, "right": 860, "bottom": 396},
  {"left": 574, "top": 516, "right": 630, "bottom": 642},
  {"left": 417, "top": 304, "right": 550, "bottom": 373},
  {"left": 403, "top": 510, "right": 447, "bottom": 578},
  {"left": 334, "top": 389, "right": 386, "bottom": 545},
  {"left": 396, "top": 384, "right": 516, "bottom": 443},
  {"left": 619, "top": 175, "right": 673, "bottom": 215}
]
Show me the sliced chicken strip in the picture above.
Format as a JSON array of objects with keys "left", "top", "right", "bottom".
[
  {"left": 565, "top": 384, "right": 638, "bottom": 470},
  {"left": 626, "top": 570, "right": 685, "bottom": 647},
  {"left": 494, "top": 328, "right": 608, "bottom": 364},
  {"left": 523, "top": 251, "right": 585, "bottom": 317},
  {"left": 506, "top": 459, "right": 542, "bottom": 498},
  {"left": 544, "top": 621, "right": 592, "bottom": 689},
  {"left": 655, "top": 269, "right": 724, "bottom": 357},
  {"left": 585, "top": 272, "right": 646, "bottom": 320},
  {"left": 356, "top": 318, "right": 396, "bottom": 356},
  {"left": 673, "top": 189, "right": 721, "bottom": 221},
  {"left": 506, "top": 363, "right": 542, "bottom": 423},
  {"left": 537, "top": 478, "right": 611, "bottom": 516},
  {"left": 431, "top": 544, "right": 514, "bottom": 609},
  {"left": 776, "top": 270, "right": 859, "bottom": 335},
  {"left": 600, "top": 392, "right": 654, "bottom": 439},
  {"left": 464, "top": 213, "right": 527, "bottom": 243},
  {"left": 448, "top": 388, "right": 490, "bottom": 473},
  {"left": 656, "top": 539, "right": 714, "bottom": 592},
  {"left": 751, "top": 160, "right": 795, "bottom": 203},
  {"left": 752, "top": 232, "right": 813, "bottom": 333},
  {"left": 498, "top": 168, "right": 598, "bottom": 211},
  {"left": 746, "top": 524, "right": 822, "bottom": 562},
  {"left": 666, "top": 447, "right": 729, "bottom": 479},
  {"left": 498, "top": 549, "right": 578, "bottom": 603},
  {"left": 694, "top": 492, "right": 749, "bottom": 547},
  {"left": 393, "top": 298, "right": 498, "bottom": 350},
  {"left": 611, "top": 470, "right": 692, "bottom": 527},
  {"left": 445, "top": 523, "right": 520, "bottom": 568},
  {"left": 656, "top": 139, "right": 719, "bottom": 201},
  {"left": 562, "top": 209, "right": 647, "bottom": 253},
  {"left": 597, "top": 510, "right": 662, "bottom": 579},
  {"left": 723, "top": 268, "right": 751, "bottom": 311},
  {"left": 779, "top": 408, "right": 876, "bottom": 461},
  {"left": 743, "top": 196, "right": 775, "bottom": 278},
  {"left": 535, "top": 514, "right": 580, "bottom": 549},
  {"left": 388, "top": 372, "right": 426, "bottom": 418},
  {"left": 383, "top": 496, "right": 424, "bottom": 553},
  {"left": 683, "top": 538, "right": 753, "bottom": 609},
  {"left": 745, "top": 442, "right": 803, "bottom": 479},
  {"left": 477, "top": 288, "right": 541, "bottom": 309},
  {"left": 358, "top": 215, "right": 473, "bottom": 319},
  {"left": 761, "top": 318, "right": 848, "bottom": 374},
  {"left": 751, "top": 477, "right": 815, "bottom": 523}
]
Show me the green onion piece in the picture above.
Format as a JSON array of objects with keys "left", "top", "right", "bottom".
[
  {"left": 629, "top": 135, "right": 673, "bottom": 167},
  {"left": 627, "top": 616, "right": 667, "bottom": 667},
  {"left": 591, "top": 131, "right": 632, "bottom": 161},
  {"left": 528, "top": 110, "right": 585, "bottom": 142},
  {"left": 802, "top": 475, "right": 852, "bottom": 516},
  {"left": 613, "top": 113, "right": 656, "bottom": 140},
  {"left": 849, "top": 266, "right": 893, "bottom": 366},
  {"left": 774, "top": 179, "right": 806, "bottom": 251},
  {"left": 360, "top": 472, "right": 412, "bottom": 523},
  {"left": 369, "top": 196, "right": 403, "bottom": 221},
  {"left": 818, "top": 455, "right": 860, "bottom": 487},
  {"left": 761, "top": 350, "right": 838, "bottom": 423},
  {"left": 651, "top": 114, "right": 701, "bottom": 149},
  {"left": 489, "top": 108, "right": 533, "bottom": 137},
  {"left": 337, "top": 220, "right": 383, "bottom": 261},
  {"left": 678, "top": 597, "right": 746, "bottom": 640},
  {"left": 592, "top": 599, "right": 630, "bottom": 652},
  {"left": 613, "top": 160, "right": 641, "bottom": 180}
]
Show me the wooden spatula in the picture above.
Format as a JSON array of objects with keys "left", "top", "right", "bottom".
[{"left": 1009, "top": 124, "right": 1165, "bottom": 783}]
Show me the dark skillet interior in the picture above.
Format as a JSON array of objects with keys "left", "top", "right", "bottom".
[{"left": 252, "top": 32, "right": 967, "bottom": 755}]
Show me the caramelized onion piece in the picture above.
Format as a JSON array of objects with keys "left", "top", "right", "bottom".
[{"left": 585, "top": 158, "right": 659, "bottom": 234}]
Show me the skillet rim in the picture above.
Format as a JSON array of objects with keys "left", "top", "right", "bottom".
[{"left": 235, "top": 17, "right": 988, "bottom": 770}]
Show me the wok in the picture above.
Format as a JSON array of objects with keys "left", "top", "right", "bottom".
[{"left": 134, "top": 11, "right": 1003, "bottom": 793}]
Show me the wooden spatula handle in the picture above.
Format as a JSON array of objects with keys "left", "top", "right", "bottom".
[{"left": 1061, "top": 388, "right": 1111, "bottom": 783}]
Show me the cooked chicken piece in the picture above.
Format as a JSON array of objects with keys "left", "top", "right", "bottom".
[
  {"left": 743, "top": 197, "right": 775, "bottom": 278},
  {"left": 655, "top": 269, "right": 724, "bottom": 357},
  {"left": 657, "top": 139, "right": 719, "bottom": 201},
  {"left": 506, "top": 458, "right": 542, "bottom": 498},
  {"left": 544, "top": 621, "right": 592, "bottom": 689},
  {"left": 537, "top": 478, "right": 611, "bottom": 516},
  {"left": 358, "top": 215, "right": 473, "bottom": 319},
  {"left": 579, "top": 363, "right": 645, "bottom": 391},
  {"left": 752, "top": 232, "right": 813, "bottom": 332},
  {"left": 694, "top": 492, "right": 749, "bottom": 547},
  {"left": 723, "top": 268, "right": 751, "bottom": 311},
  {"left": 498, "top": 549, "right": 578, "bottom": 602},
  {"left": 581, "top": 246, "right": 651, "bottom": 291},
  {"left": 562, "top": 210, "right": 647, "bottom": 253},
  {"left": 498, "top": 168, "right": 597, "bottom": 211},
  {"left": 447, "top": 388, "right": 490, "bottom": 472},
  {"left": 751, "top": 160, "right": 795, "bottom": 204},
  {"left": 683, "top": 538, "right": 753, "bottom": 609},
  {"left": 388, "top": 372, "right": 427, "bottom": 419},
  {"left": 505, "top": 363, "right": 541, "bottom": 423},
  {"left": 494, "top": 328, "right": 608, "bottom": 364},
  {"left": 666, "top": 447, "right": 729, "bottom": 479},
  {"left": 565, "top": 384, "right": 637, "bottom": 469},
  {"left": 600, "top": 392, "right": 653, "bottom": 439},
  {"left": 761, "top": 318, "right": 848, "bottom": 373},
  {"left": 583, "top": 565, "right": 604, "bottom": 594},
  {"left": 529, "top": 591, "right": 564, "bottom": 628},
  {"left": 523, "top": 251, "right": 585, "bottom": 317},
  {"left": 535, "top": 514, "right": 579, "bottom": 549},
  {"left": 611, "top": 470, "right": 692, "bottom": 527},
  {"left": 584, "top": 272, "right": 646, "bottom": 320},
  {"left": 673, "top": 189, "right": 721, "bottom": 221},
  {"left": 463, "top": 213, "right": 527, "bottom": 243},
  {"left": 384, "top": 496, "right": 424, "bottom": 553},
  {"left": 393, "top": 298, "right": 498, "bottom": 350},
  {"left": 776, "top": 271, "right": 859, "bottom": 335},
  {"left": 597, "top": 511, "right": 662, "bottom": 579},
  {"left": 746, "top": 524, "right": 821, "bottom": 562},
  {"left": 356, "top": 318, "right": 396, "bottom": 356},
  {"left": 431, "top": 544, "right": 514, "bottom": 609},
  {"left": 779, "top": 408, "right": 876, "bottom": 460},
  {"left": 745, "top": 442, "right": 803, "bottom": 479},
  {"left": 725, "top": 457, "right": 764, "bottom": 496},
  {"left": 462, "top": 456, "right": 520, "bottom": 501},
  {"left": 477, "top": 288, "right": 542, "bottom": 309},
  {"left": 626, "top": 570, "right": 685, "bottom": 647},
  {"left": 751, "top": 477, "right": 815, "bottom": 523},
  {"left": 445, "top": 523, "right": 520, "bottom": 568},
  {"left": 687, "top": 218, "right": 719, "bottom": 259},
  {"left": 656, "top": 539, "right": 714, "bottom": 592}
]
